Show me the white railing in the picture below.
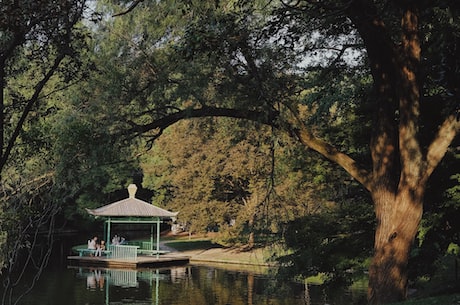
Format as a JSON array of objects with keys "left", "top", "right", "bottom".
[
  {"left": 141, "top": 241, "right": 152, "bottom": 250},
  {"left": 109, "top": 269, "right": 138, "bottom": 288},
  {"left": 108, "top": 245, "right": 139, "bottom": 260}
]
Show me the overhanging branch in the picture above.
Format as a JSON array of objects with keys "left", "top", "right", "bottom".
[
  {"left": 126, "top": 106, "right": 279, "bottom": 138},
  {"left": 125, "top": 104, "right": 372, "bottom": 192}
]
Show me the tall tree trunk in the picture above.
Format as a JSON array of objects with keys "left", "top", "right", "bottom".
[
  {"left": 367, "top": 6, "right": 424, "bottom": 303},
  {"left": 368, "top": 188, "right": 423, "bottom": 304},
  {"left": 348, "top": 3, "right": 425, "bottom": 303}
]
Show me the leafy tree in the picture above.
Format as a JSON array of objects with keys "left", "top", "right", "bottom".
[
  {"left": 50, "top": 103, "right": 138, "bottom": 224},
  {"left": 0, "top": 2, "right": 100, "bottom": 304},
  {"left": 140, "top": 115, "right": 353, "bottom": 248},
  {"left": 0, "top": 0, "right": 90, "bottom": 173},
  {"left": 141, "top": 118, "right": 276, "bottom": 245},
  {"left": 85, "top": 1, "right": 459, "bottom": 303}
]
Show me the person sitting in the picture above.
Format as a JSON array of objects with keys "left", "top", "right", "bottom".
[
  {"left": 88, "top": 236, "right": 97, "bottom": 250},
  {"left": 112, "top": 235, "right": 120, "bottom": 245},
  {"left": 95, "top": 240, "right": 105, "bottom": 256},
  {"left": 87, "top": 236, "right": 98, "bottom": 256},
  {"left": 119, "top": 236, "right": 126, "bottom": 245}
]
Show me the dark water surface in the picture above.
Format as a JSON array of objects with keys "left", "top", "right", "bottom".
[{"left": 17, "top": 264, "right": 367, "bottom": 305}]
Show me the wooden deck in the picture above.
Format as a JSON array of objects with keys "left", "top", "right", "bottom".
[{"left": 67, "top": 254, "right": 190, "bottom": 269}]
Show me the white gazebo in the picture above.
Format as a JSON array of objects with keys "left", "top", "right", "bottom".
[{"left": 86, "top": 184, "right": 178, "bottom": 258}]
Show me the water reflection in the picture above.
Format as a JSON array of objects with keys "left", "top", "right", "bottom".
[
  {"left": 78, "top": 267, "right": 176, "bottom": 304},
  {"left": 73, "top": 266, "right": 311, "bottom": 305},
  {"left": 86, "top": 269, "right": 105, "bottom": 290},
  {"left": 17, "top": 265, "right": 366, "bottom": 305}
]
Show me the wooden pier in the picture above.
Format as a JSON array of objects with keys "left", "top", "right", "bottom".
[{"left": 67, "top": 254, "right": 190, "bottom": 269}]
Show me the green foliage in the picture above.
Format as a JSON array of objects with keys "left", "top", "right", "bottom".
[
  {"left": 1, "top": 0, "right": 140, "bottom": 274},
  {"left": 277, "top": 199, "right": 374, "bottom": 285},
  {"left": 0, "top": 5, "right": 91, "bottom": 286},
  {"left": 0, "top": 165, "right": 58, "bottom": 304},
  {"left": 1, "top": 2, "right": 458, "bottom": 303},
  {"left": 164, "top": 239, "right": 218, "bottom": 252},
  {"left": 140, "top": 118, "right": 274, "bottom": 240},
  {"left": 0, "top": 0, "right": 90, "bottom": 170}
]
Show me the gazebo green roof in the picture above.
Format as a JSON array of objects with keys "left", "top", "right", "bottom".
[{"left": 85, "top": 184, "right": 177, "bottom": 218}]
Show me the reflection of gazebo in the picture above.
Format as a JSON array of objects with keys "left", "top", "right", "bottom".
[{"left": 86, "top": 184, "right": 177, "bottom": 258}]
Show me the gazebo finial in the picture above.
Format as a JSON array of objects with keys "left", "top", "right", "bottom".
[{"left": 128, "top": 184, "right": 137, "bottom": 198}]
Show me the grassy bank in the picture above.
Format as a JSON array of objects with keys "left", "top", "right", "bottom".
[
  {"left": 161, "top": 235, "right": 275, "bottom": 274},
  {"left": 163, "top": 236, "right": 274, "bottom": 266},
  {"left": 163, "top": 238, "right": 218, "bottom": 252}
]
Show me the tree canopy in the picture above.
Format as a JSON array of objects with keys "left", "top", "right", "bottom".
[
  {"left": 0, "top": 1, "right": 459, "bottom": 304},
  {"left": 88, "top": 1, "right": 459, "bottom": 303}
]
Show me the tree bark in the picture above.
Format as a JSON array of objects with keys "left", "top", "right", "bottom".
[
  {"left": 345, "top": 2, "right": 423, "bottom": 303},
  {"left": 368, "top": 188, "right": 423, "bottom": 304}
]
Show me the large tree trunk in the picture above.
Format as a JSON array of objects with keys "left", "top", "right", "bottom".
[
  {"left": 368, "top": 189, "right": 424, "bottom": 304},
  {"left": 348, "top": 3, "right": 425, "bottom": 303}
]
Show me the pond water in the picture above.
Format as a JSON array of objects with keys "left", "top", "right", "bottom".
[{"left": 16, "top": 264, "right": 367, "bottom": 305}]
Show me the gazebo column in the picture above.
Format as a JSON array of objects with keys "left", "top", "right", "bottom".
[
  {"left": 156, "top": 217, "right": 160, "bottom": 258},
  {"left": 150, "top": 223, "right": 154, "bottom": 251},
  {"left": 106, "top": 217, "right": 112, "bottom": 247},
  {"left": 103, "top": 221, "right": 106, "bottom": 244}
]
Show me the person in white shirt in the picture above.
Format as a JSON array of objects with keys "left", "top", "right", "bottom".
[{"left": 88, "top": 236, "right": 98, "bottom": 250}]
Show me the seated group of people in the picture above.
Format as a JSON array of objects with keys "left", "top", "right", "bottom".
[
  {"left": 87, "top": 236, "right": 106, "bottom": 256},
  {"left": 87, "top": 234, "right": 127, "bottom": 256},
  {"left": 111, "top": 234, "right": 126, "bottom": 245}
]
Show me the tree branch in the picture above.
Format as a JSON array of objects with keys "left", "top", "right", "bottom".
[
  {"left": 291, "top": 122, "right": 372, "bottom": 191},
  {"left": 125, "top": 104, "right": 372, "bottom": 191},
  {"left": 112, "top": 0, "right": 145, "bottom": 17},
  {"left": 424, "top": 110, "right": 460, "bottom": 182},
  {"left": 0, "top": 53, "right": 66, "bottom": 174},
  {"left": 126, "top": 106, "right": 280, "bottom": 138}
]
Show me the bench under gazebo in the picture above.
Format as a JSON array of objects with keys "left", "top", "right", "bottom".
[{"left": 85, "top": 184, "right": 178, "bottom": 259}]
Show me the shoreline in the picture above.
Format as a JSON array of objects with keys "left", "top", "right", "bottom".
[{"left": 163, "top": 241, "right": 276, "bottom": 269}]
